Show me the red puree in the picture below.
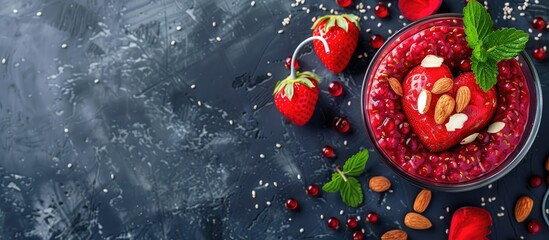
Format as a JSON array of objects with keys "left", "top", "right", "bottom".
[{"left": 366, "top": 25, "right": 530, "bottom": 183}]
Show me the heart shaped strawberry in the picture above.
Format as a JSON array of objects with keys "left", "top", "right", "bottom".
[
  {"left": 401, "top": 56, "right": 497, "bottom": 152},
  {"left": 448, "top": 207, "right": 492, "bottom": 240}
]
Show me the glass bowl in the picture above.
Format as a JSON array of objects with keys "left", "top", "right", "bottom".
[{"left": 361, "top": 14, "right": 542, "bottom": 192}]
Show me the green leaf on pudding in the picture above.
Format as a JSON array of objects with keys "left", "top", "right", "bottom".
[
  {"left": 342, "top": 149, "right": 369, "bottom": 176},
  {"left": 472, "top": 56, "right": 498, "bottom": 92},
  {"left": 463, "top": 0, "right": 493, "bottom": 49},
  {"left": 484, "top": 28, "right": 529, "bottom": 61},
  {"left": 340, "top": 177, "right": 363, "bottom": 208}
]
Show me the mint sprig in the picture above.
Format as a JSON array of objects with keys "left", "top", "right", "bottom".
[
  {"left": 322, "top": 149, "right": 369, "bottom": 207},
  {"left": 463, "top": 0, "right": 529, "bottom": 92}
]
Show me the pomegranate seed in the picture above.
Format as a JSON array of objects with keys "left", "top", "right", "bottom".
[
  {"left": 346, "top": 217, "right": 358, "bottom": 229},
  {"left": 532, "top": 17, "right": 546, "bottom": 31},
  {"left": 322, "top": 145, "right": 336, "bottom": 158},
  {"left": 529, "top": 175, "right": 543, "bottom": 188},
  {"left": 327, "top": 217, "right": 340, "bottom": 229},
  {"left": 533, "top": 47, "right": 546, "bottom": 61},
  {"left": 336, "top": 0, "right": 352, "bottom": 8},
  {"left": 370, "top": 34, "right": 384, "bottom": 49},
  {"left": 306, "top": 184, "right": 319, "bottom": 197},
  {"left": 352, "top": 231, "right": 364, "bottom": 240},
  {"left": 284, "top": 57, "right": 299, "bottom": 70},
  {"left": 459, "top": 59, "right": 472, "bottom": 71},
  {"left": 527, "top": 220, "right": 541, "bottom": 234},
  {"left": 366, "top": 212, "right": 379, "bottom": 223},
  {"left": 284, "top": 198, "right": 299, "bottom": 210},
  {"left": 333, "top": 117, "right": 351, "bottom": 134},
  {"left": 374, "top": 3, "right": 389, "bottom": 18},
  {"left": 328, "top": 81, "right": 344, "bottom": 96}
]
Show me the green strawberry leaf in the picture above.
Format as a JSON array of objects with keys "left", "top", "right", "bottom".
[
  {"left": 340, "top": 177, "right": 363, "bottom": 208},
  {"left": 322, "top": 173, "right": 343, "bottom": 192},
  {"left": 484, "top": 28, "right": 529, "bottom": 61},
  {"left": 284, "top": 83, "right": 294, "bottom": 100},
  {"left": 342, "top": 14, "right": 360, "bottom": 29},
  {"left": 472, "top": 56, "right": 498, "bottom": 92},
  {"left": 336, "top": 16, "right": 349, "bottom": 32},
  {"left": 297, "top": 78, "right": 315, "bottom": 88},
  {"left": 463, "top": 0, "right": 493, "bottom": 49},
  {"left": 325, "top": 17, "right": 336, "bottom": 33},
  {"left": 342, "top": 149, "right": 369, "bottom": 176}
]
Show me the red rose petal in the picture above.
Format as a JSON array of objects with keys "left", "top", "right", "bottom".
[
  {"left": 398, "top": 0, "right": 442, "bottom": 21},
  {"left": 448, "top": 207, "right": 492, "bottom": 240}
]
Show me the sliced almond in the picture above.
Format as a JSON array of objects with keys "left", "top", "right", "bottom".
[
  {"left": 417, "top": 89, "right": 432, "bottom": 114},
  {"left": 381, "top": 229, "right": 408, "bottom": 240},
  {"left": 487, "top": 121, "right": 505, "bottom": 133},
  {"left": 460, "top": 132, "right": 479, "bottom": 144},
  {"left": 434, "top": 94, "right": 455, "bottom": 124},
  {"left": 404, "top": 212, "right": 432, "bottom": 230},
  {"left": 455, "top": 86, "right": 471, "bottom": 113},
  {"left": 413, "top": 189, "right": 432, "bottom": 213},
  {"left": 388, "top": 77, "right": 403, "bottom": 97},
  {"left": 445, "top": 113, "right": 468, "bottom": 131},
  {"left": 420, "top": 55, "right": 444, "bottom": 68},
  {"left": 514, "top": 196, "right": 534, "bottom": 223},
  {"left": 431, "top": 78, "right": 453, "bottom": 94}
]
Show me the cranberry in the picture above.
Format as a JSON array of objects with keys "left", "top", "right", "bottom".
[
  {"left": 336, "top": 0, "right": 352, "bottom": 8},
  {"left": 352, "top": 231, "right": 364, "bottom": 240},
  {"left": 322, "top": 145, "right": 336, "bottom": 158},
  {"left": 346, "top": 217, "right": 358, "bottom": 229},
  {"left": 306, "top": 184, "right": 319, "bottom": 197},
  {"left": 527, "top": 220, "right": 541, "bottom": 234},
  {"left": 327, "top": 217, "right": 340, "bottom": 229},
  {"left": 284, "top": 57, "right": 299, "bottom": 70},
  {"left": 374, "top": 3, "right": 389, "bottom": 18},
  {"left": 328, "top": 81, "right": 344, "bottom": 96},
  {"left": 529, "top": 175, "right": 543, "bottom": 188},
  {"left": 459, "top": 59, "right": 472, "bottom": 71},
  {"left": 532, "top": 17, "right": 546, "bottom": 31},
  {"left": 533, "top": 47, "right": 546, "bottom": 61},
  {"left": 366, "top": 212, "right": 379, "bottom": 223},
  {"left": 284, "top": 198, "right": 298, "bottom": 210},
  {"left": 333, "top": 117, "right": 351, "bottom": 134},
  {"left": 370, "top": 34, "right": 384, "bottom": 49}
]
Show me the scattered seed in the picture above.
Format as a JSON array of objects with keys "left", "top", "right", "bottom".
[
  {"left": 440, "top": 216, "right": 444, "bottom": 220},
  {"left": 229, "top": 120, "right": 234, "bottom": 125},
  {"left": 377, "top": 23, "right": 382, "bottom": 28},
  {"left": 197, "top": 101, "right": 202, "bottom": 106},
  {"left": 255, "top": 204, "right": 259, "bottom": 209},
  {"left": 12, "top": 9, "right": 18, "bottom": 14},
  {"left": 212, "top": 22, "right": 216, "bottom": 27},
  {"left": 366, "top": 28, "right": 372, "bottom": 33},
  {"left": 103, "top": 188, "right": 108, "bottom": 193},
  {"left": 399, "top": 15, "right": 404, "bottom": 19},
  {"left": 190, "top": 84, "right": 196, "bottom": 89},
  {"left": 267, "top": 72, "right": 272, "bottom": 77},
  {"left": 299, "top": 228, "right": 304, "bottom": 233},
  {"left": 251, "top": 1, "right": 255, "bottom": 7},
  {"left": 259, "top": 180, "right": 263, "bottom": 185},
  {"left": 259, "top": 154, "right": 265, "bottom": 159},
  {"left": 386, "top": 206, "right": 391, "bottom": 210},
  {"left": 297, "top": 174, "right": 301, "bottom": 180},
  {"left": 253, "top": 104, "right": 258, "bottom": 110},
  {"left": 1, "top": 58, "right": 5, "bottom": 64},
  {"left": 344, "top": 140, "right": 348, "bottom": 146},
  {"left": 497, "top": 212, "right": 504, "bottom": 217},
  {"left": 64, "top": 128, "right": 69, "bottom": 133},
  {"left": 273, "top": 182, "right": 278, "bottom": 187},
  {"left": 94, "top": 79, "right": 100, "bottom": 84},
  {"left": 216, "top": 37, "right": 222, "bottom": 42},
  {"left": 264, "top": 182, "right": 269, "bottom": 187},
  {"left": 176, "top": 26, "right": 182, "bottom": 31},
  {"left": 36, "top": 11, "right": 42, "bottom": 16},
  {"left": 445, "top": 229, "right": 449, "bottom": 234},
  {"left": 446, "top": 207, "right": 450, "bottom": 213},
  {"left": 252, "top": 190, "right": 256, "bottom": 198},
  {"left": 278, "top": 29, "right": 284, "bottom": 34},
  {"left": 347, "top": 101, "right": 351, "bottom": 106},
  {"left": 289, "top": 218, "right": 292, "bottom": 221},
  {"left": 266, "top": 201, "right": 271, "bottom": 206},
  {"left": 340, "top": 210, "right": 344, "bottom": 215},
  {"left": 67, "top": 163, "right": 73, "bottom": 168},
  {"left": 61, "top": 43, "right": 68, "bottom": 49},
  {"left": 275, "top": 143, "right": 282, "bottom": 148},
  {"left": 170, "top": 40, "right": 176, "bottom": 46},
  {"left": 488, "top": 184, "right": 493, "bottom": 189},
  {"left": 320, "top": 214, "right": 324, "bottom": 220}
]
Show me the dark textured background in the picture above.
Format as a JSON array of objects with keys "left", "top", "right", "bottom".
[{"left": 0, "top": 0, "right": 548, "bottom": 239}]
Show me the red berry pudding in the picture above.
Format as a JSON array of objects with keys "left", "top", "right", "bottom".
[{"left": 362, "top": 14, "right": 542, "bottom": 191}]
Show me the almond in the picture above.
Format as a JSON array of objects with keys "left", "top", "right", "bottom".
[
  {"left": 417, "top": 89, "right": 432, "bottom": 114},
  {"left": 431, "top": 77, "right": 453, "bottom": 94},
  {"left": 434, "top": 94, "right": 455, "bottom": 124},
  {"left": 420, "top": 55, "right": 444, "bottom": 68},
  {"left": 455, "top": 86, "right": 471, "bottom": 113},
  {"left": 381, "top": 229, "right": 408, "bottom": 240},
  {"left": 487, "top": 121, "right": 505, "bottom": 133},
  {"left": 514, "top": 195, "right": 534, "bottom": 223},
  {"left": 445, "top": 113, "right": 468, "bottom": 131},
  {"left": 404, "top": 212, "right": 432, "bottom": 230},
  {"left": 413, "top": 189, "right": 432, "bottom": 213},
  {"left": 460, "top": 132, "right": 479, "bottom": 144},
  {"left": 369, "top": 176, "right": 391, "bottom": 192},
  {"left": 388, "top": 77, "right": 403, "bottom": 96}
]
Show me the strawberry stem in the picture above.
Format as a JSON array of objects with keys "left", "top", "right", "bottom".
[{"left": 290, "top": 36, "right": 330, "bottom": 79}]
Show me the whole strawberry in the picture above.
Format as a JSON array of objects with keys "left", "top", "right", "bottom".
[
  {"left": 312, "top": 14, "right": 360, "bottom": 73},
  {"left": 274, "top": 71, "right": 320, "bottom": 126}
]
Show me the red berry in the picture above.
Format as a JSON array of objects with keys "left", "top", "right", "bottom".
[
  {"left": 284, "top": 57, "right": 300, "bottom": 70},
  {"left": 352, "top": 231, "right": 364, "bottom": 240},
  {"left": 366, "top": 212, "right": 379, "bottom": 224},
  {"left": 333, "top": 117, "right": 351, "bottom": 134},
  {"left": 336, "top": 0, "right": 352, "bottom": 8},
  {"left": 529, "top": 175, "right": 543, "bottom": 188},
  {"left": 284, "top": 198, "right": 299, "bottom": 210},
  {"left": 328, "top": 81, "right": 344, "bottom": 96},
  {"left": 374, "top": 3, "right": 389, "bottom": 18},
  {"left": 306, "top": 184, "right": 319, "bottom": 197},
  {"left": 533, "top": 47, "right": 546, "bottom": 61},
  {"left": 459, "top": 59, "right": 471, "bottom": 71},
  {"left": 327, "top": 217, "right": 340, "bottom": 229},
  {"left": 346, "top": 217, "right": 358, "bottom": 229},
  {"left": 532, "top": 17, "right": 546, "bottom": 31},
  {"left": 370, "top": 34, "right": 384, "bottom": 49},
  {"left": 527, "top": 220, "right": 541, "bottom": 234},
  {"left": 322, "top": 145, "right": 336, "bottom": 158}
]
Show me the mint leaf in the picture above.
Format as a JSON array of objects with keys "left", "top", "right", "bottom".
[
  {"left": 322, "top": 173, "right": 343, "bottom": 192},
  {"left": 342, "top": 149, "right": 369, "bottom": 176},
  {"left": 484, "top": 28, "right": 529, "bottom": 61},
  {"left": 463, "top": 0, "right": 493, "bottom": 49},
  {"left": 472, "top": 56, "right": 498, "bottom": 92},
  {"left": 340, "top": 177, "right": 363, "bottom": 208},
  {"left": 472, "top": 40, "right": 487, "bottom": 62}
]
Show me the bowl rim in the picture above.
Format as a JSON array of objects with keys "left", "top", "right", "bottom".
[{"left": 360, "top": 13, "right": 543, "bottom": 192}]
